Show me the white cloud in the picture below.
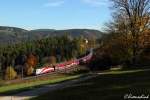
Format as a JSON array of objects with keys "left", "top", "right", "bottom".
[
  {"left": 82, "top": 0, "right": 108, "bottom": 7},
  {"left": 43, "top": 0, "right": 65, "bottom": 7}
]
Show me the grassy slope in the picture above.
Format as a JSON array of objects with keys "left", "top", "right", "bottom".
[
  {"left": 32, "top": 69, "right": 150, "bottom": 100},
  {"left": 0, "top": 74, "right": 82, "bottom": 95}
]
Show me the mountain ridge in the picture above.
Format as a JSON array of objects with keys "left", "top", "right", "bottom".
[{"left": 0, "top": 26, "right": 103, "bottom": 44}]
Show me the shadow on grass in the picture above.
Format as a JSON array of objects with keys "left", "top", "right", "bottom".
[
  {"left": 31, "top": 69, "right": 150, "bottom": 100},
  {"left": 0, "top": 72, "right": 90, "bottom": 96}
]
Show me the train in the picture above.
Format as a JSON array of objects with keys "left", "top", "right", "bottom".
[{"left": 36, "top": 49, "right": 93, "bottom": 75}]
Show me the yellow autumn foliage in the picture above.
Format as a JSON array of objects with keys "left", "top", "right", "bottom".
[{"left": 5, "top": 66, "right": 17, "bottom": 80}]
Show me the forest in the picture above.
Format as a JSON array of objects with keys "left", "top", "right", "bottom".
[{"left": 0, "top": 34, "right": 96, "bottom": 80}]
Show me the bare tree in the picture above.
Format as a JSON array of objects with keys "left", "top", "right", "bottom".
[{"left": 109, "top": 0, "right": 150, "bottom": 64}]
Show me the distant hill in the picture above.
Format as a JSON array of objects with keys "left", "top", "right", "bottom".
[{"left": 0, "top": 26, "right": 103, "bottom": 44}]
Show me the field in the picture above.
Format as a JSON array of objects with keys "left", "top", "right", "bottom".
[
  {"left": 31, "top": 69, "right": 150, "bottom": 100},
  {"left": 0, "top": 73, "right": 84, "bottom": 95}
]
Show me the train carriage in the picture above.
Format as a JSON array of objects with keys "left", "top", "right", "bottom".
[{"left": 36, "top": 49, "right": 93, "bottom": 75}]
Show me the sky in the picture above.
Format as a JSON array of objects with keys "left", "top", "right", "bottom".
[{"left": 0, "top": 0, "right": 111, "bottom": 30}]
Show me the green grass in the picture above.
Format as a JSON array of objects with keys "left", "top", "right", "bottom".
[
  {"left": 32, "top": 69, "right": 150, "bottom": 100},
  {"left": 0, "top": 74, "right": 82, "bottom": 95}
]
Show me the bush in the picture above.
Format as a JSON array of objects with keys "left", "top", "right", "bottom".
[
  {"left": 88, "top": 54, "right": 111, "bottom": 71},
  {"left": 5, "top": 66, "right": 17, "bottom": 80},
  {"left": 136, "top": 48, "right": 150, "bottom": 67},
  {"left": 26, "top": 66, "right": 34, "bottom": 76},
  {"left": 25, "top": 63, "right": 34, "bottom": 76}
]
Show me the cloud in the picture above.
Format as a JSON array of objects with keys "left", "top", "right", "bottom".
[
  {"left": 82, "top": 0, "right": 108, "bottom": 7},
  {"left": 43, "top": 0, "right": 65, "bottom": 7}
]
